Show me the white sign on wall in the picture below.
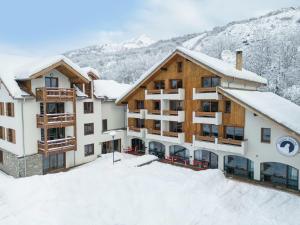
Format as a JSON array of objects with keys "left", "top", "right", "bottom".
[{"left": 276, "top": 136, "right": 299, "bottom": 157}]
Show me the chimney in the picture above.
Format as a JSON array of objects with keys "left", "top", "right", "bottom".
[{"left": 236, "top": 50, "right": 243, "bottom": 71}]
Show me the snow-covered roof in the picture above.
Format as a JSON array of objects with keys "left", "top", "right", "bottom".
[
  {"left": 0, "top": 54, "right": 90, "bottom": 98},
  {"left": 219, "top": 88, "right": 300, "bottom": 136},
  {"left": 93, "top": 80, "right": 131, "bottom": 100},
  {"left": 81, "top": 67, "right": 100, "bottom": 79},
  {"left": 116, "top": 47, "right": 267, "bottom": 104},
  {"left": 177, "top": 47, "right": 267, "bottom": 84}
]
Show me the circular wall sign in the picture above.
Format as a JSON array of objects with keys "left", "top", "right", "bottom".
[{"left": 276, "top": 136, "right": 299, "bottom": 157}]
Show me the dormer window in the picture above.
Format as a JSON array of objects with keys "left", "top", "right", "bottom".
[{"left": 202, "top": 76, "right": 220, "bottom": 88}]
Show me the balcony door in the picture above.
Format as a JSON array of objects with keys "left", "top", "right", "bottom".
[
  {"left": 41, "top": 128, "right": 65, "bottom": 141},
  {"left": 40, "top": 103, "right": 65, "bottom": 114},
  {"left": 45, "top": 77, "right": 58, "bottom": 88},
  {"left": 169, "top": 100, "right": 183, "bottom": 111},
  {"left": 43, "top": 152, "right": 65, "bottom": 174}
]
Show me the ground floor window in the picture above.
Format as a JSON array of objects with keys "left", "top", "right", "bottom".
[
  {"left": 261, "top": 162, "right": 298, "bottom": 190},
  {"left": 149, "top": 141, "right": 165, "bottom": 159},
  {"left": 102, "top": 139, "right": 121, "bottom": 154},
  {"left": 84, "top": 144, "right": 95, "bottom": 156},
  {"left": 131, "top": 138, "right": 145, "bottom": 153},
  {"left": 169, "top": 145, "right": 189, "bottom": 164},
  {"left": 224, "top": 155, "right": 253, "bottom": 179},
  {"left": 43, "top": 152, "right": 65, "bottom": 174},
  {"left": 194, "top": 150, "right": 218, "bottom": 169}
]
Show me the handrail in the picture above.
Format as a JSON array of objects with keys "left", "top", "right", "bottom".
[
  {"left": 195, "top": 135, "right": 215, "bottom": 142},
  {"left": 218, "top": 138, "right": 243, "bottom": 146},
  {"left": 163, "top": 131, "right": 179, "bottom": 137},
  {"left": 195, "top": 111, "right": 216, "bottom": 117},
  {"left": 195, "top": 87, "right": 216, "bottom": 93}
]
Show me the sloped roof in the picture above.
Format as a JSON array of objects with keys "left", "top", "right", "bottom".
[
  {"left": 219, "top": 87, "right": 300, "bottom": 136},
  {"left": 116, "top": 47, "right": 267, "bottom": 104},
  {"left": 93, "top": 80, "right": 131, "bottom": 100},
  {"left": 81, "top": 67, "right": 100, "bottom": 79},
  {"left": 0, "top": 54, "right": 90, "bottom": 98}
]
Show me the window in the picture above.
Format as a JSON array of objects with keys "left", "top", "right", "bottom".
[
  {"left": 154, "top": 80, "right": 165, "bottom": 89},
  {"left": 45, "top": 77, "right": 58, "bottom": 88},
  {"left": 177, "top": 62, "right": 183, "bottom": 73},
  {"left": 202, "top": 101, "right": 218, "bottom": 112},
  {"left": 84, "top": 102, "right": 93, "bottom": 114},
  {"left": 135, "top": 100, "right": 144, "bottom": 110},
  {"left": 202, "top": 124, "right": 218, "bottom": 137},
  {"left": 84, "top": 123, "right": 94, "bottom": 135},
  {"left": 0, "top": 126, "right": 5, "bottom": 140},
  {"left": 225, "top": 126, "right": 244, "bottom": 141},
  {"left": 41, "top": 128, "right": 65, "bottom": 141},
  {"left": 170, "top": 79, "right": 183, "bottom": 89},
  {"left": 46, "top": 103, "right": 64, "bottom": 114},
  {"left": 153, "top": 101, "right": 160, "bottom": 110},
  {"left": 170, "top": 100, "right": 183, "bottom": 111},
  {"left": 6, "top": 103, "right": 14, "bottom": 117},
  {"left": 153, "top": 120, "right": 161, "bottom": 130},
  {"left": 6, "top": 128, "right": 16, "bottom": 144},
  {"left": 0, "top": 102, "right": 4, "bottom": 115},
  {"left": 225, "top": 101, "right": 231, "bottom": 113},
  {"left": 261, "top": 128, "right": 271, "bottom": 143},
  {"left": 202, "top": 76, "right": 220, "bottom": 88},
  {"left": 169, "top": 121, "right": 183, "bottom": 132},
  {"left": 102, "top": 119, "right": 108, "bottom": 132},
  {"left": 0, "top": 150, "right": 3, "bottom": 164},
  {"left": 84, "top": 144, "right": 94, "bottom": 156},
  {"left": 135, "top": 119, "right": 145, "bottom": 128}
]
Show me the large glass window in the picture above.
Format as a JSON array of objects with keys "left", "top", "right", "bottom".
[
  {"left": 202, "top": 76, "right": 220, "bottom": 88},
  {"left": 169, "top": 121, "right": 183, "bottom": 132},
  {"left": 45, "top": 77, "right": 58, "bottom": 88},
  {"left": 194, "top": 150, "right": 218, "bottom": 169},
  {"left": 169, "top": 100, "right": 183, "bottom": 111},
  {"left": 224, "top": 155, "right": 253, "bottom": 179},
  {"left": 202, "top": 101, "right": 218, "bottom": 112},
  {"left": 169, "top": 145, "right": 189, "bottom": 161},
  {"left": 42, "top": 103, "right": 64, "bottom": 114},
  {"left": 154, "top": 80, "right": 165, "bottom": 89},
  {"left": 225, "top": 127, "right": 244, "bottom": 140},
  {"left": 170, "top": 79, "right": 183, "bottom": 89},
  {"left": 261, "top": 162, "right": 298, "bottom": 190},
  {"left": 149, "top": 142, "right": 165, "bottom": 159},
  {"left": 41, "top": 128, "right": 65, "bottom": 141},
  {"left": 153, "top": 120, "right": 161, "bottom": 130},
  {"left": 202, "top": 124, "right": 218, "bottom": 137},
  {"left": 43, "top": 152, "right": 65, "bottom": 173},
  {"left": 131, "top": 138, "right": 145, "bottom": 153}
]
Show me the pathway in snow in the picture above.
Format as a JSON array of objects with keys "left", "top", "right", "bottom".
[{"left": 0, "top": 153, "right": 299, "bottom": 225}]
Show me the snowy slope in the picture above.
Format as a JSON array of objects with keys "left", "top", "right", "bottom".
[
  {"left": 0, "top": 153, "right": 299, "bottom": 225},
  {"left": 65, "top": 7, "right": 300, "bottom": 105}
]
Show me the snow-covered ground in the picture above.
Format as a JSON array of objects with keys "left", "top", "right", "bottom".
[{"left": 0, "top": 153, "right": 299, "bottom": 225}]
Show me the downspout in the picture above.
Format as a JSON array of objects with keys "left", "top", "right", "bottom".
[{"left": 21, "top": 97, "right": 27, "bottom": 177}]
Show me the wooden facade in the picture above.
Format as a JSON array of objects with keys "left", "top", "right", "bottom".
[{"left": 124, "top": 52, "right": 246, "bottom": 145}]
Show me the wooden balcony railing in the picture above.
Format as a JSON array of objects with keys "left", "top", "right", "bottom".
[
  {"left": 36, "top": 114, "right": 75, "bottom": 128},
  {"left": 163, "top": 110, "right": 180, "bottom": 116},
  {"left": 218, "top": 138, "right": 242, "bottom": 146},
  {"left": 163, "top": 131, "right": 179, "bottom": 137},
  {"left": 36, "top": 87, "right": 75, "bottom": 102},
  {"left": 129, "top": 126, "right": 141, "bottom": 132},
  {"left": 195, "top": 135, "right": 215, "bottom": 142},
  {"left": 147, "top": 89, "right": 161, "bottom": 94},
  {"left": 163, "top": 89, "right": 179, "bottom": 94},
  {"left": 195, "top": 111, "right": 216, "bottom": 118},
  {"left": 148, "top": 110, "right": 161, "bottom": 115},
  {"left": 38, "top": 137, "right": 76, "bottom": 154},
  {"left": 195, "top": 87, "right": 216, "bottom": 93},
  {"left": 128, "top": 109, "right": 141, "bottom": 113},
  {"left": 148, "top": 129, "right": 161, "bottom": 135}
]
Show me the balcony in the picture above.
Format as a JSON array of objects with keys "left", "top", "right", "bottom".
[
  {"left": 36, "top": 113, "right": 75, "bottom": 128},
  {"left": 127, "top": 109, "right": 146, "bottom": 119},
  {"left": 146, "top": 129, "right": 184, "bottom": 144},
  {"left": 38, "top": 137, "right": 76, "bottom": 154},
  {"left": 145, "top": 109, "right": 161, "bottom": 120},
  {"left": 145, "top": 88, "right": 185, "bottom": 100},
  {"left": 193, "top": 136, "right": 247, "bottom": 155},
  {"left": 193, "top": 111, "right": 222, "bottom": 125},
  {"left": 36, "top": 87, "right": 75, "bottom": 102},
  {"left": 127, "top": 127, "right": 146, "bottom": 138},
  {"left": 162, "top": 110, "right": 185, "bottom": 122},
  {"left": 193, "top": 87, "right": 220, "bottom": 100}
]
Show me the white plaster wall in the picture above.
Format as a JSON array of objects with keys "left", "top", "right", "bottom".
[
  {"left": 101, "top": 101, "right": 126, "bottom": 130},
  {"left": 221, "top": 79, "right": 259, "bottom": 90}
]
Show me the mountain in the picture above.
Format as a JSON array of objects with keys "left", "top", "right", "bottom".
[{"left": 65, "top": 7, "right": 300, "bottom": 105}]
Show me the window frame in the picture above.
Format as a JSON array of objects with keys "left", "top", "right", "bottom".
[
  {"left": 84, "top": 123, "right": 94, "bottom": 135},
  {"left": 84, "top": 144, "right": 95, "bottom": 156},
  {"left": 154, "top": 80, "right": 165, "bottom": 90},
  {"left": 0, "top": 150, "right": 3, "bottom": 164},
  {"left": 0, "top": 126, "right": 5, "bottom": 140},
  {"left": 135, "top": 100, "right": 145, "bottom": 110},
  {"left": 6, "top": 128, "right": 16, "bottom": 144},
  {"left": 202, "top": 76, "right": 220, "bottom": 88},
  {"left": 261, "top": 128, "right": 271, "bottom": 143},
  {"left": 0, "top": 102, "right": 4, "bottom": 116},
  {"left": 84, "top": 102, "right": 94, "bottom": 114},
  {"left": 225, "top": 126, "right": 244, "bottom": 141},
  {"left": 45, "top": 77, "right": 59, "bottom": 88},
  {"left": 170, "top": 79, "right": 183, "bottom": 89},
  {"left": 6, "top": 103, "right": 14, "bottom": 117},
  {"left": 225, "top": 101, "right": 231, "bottom": 113},
  {"left": 177, "top": 61, "right": 183, "bottom": 73},
  {"left": 102, "top": 119, "right": 108, "bottom": 132}
]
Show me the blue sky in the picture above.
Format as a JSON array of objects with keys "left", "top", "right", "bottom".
[{"left": 0, "top": 0, "right": 299, "bottom": 55}]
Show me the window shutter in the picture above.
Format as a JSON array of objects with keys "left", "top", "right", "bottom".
[
  {"left": 11, "top": 103, "right": 14, "bottom": 117},
  {"left": 12, "top": 129, "right": 16, "bottom": 144}
]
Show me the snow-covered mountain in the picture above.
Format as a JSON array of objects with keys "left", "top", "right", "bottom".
[{"left": 65, "top": 7, "right": 300, "bottom": 105}]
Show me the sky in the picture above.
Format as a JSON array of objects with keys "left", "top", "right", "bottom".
[{"left": 0, "top": 0, "right": 299, "bottom": 55}]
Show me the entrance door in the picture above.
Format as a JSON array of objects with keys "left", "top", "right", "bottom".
[
  {"left": 43, "top": 152, "right": 65, "bottom": 174},
  {"left": 224, "top": 155, "right": 254, "bottom": 179},
  {"left": 131, "top": 138, "right": 145, "bottom": 153}
]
